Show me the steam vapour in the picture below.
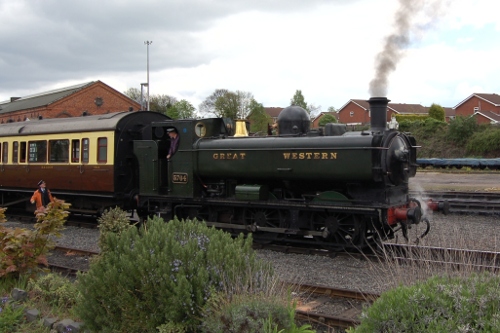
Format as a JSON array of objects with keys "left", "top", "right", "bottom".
[{"left": 369, "top": 0, "right": 446, "bottom": 97}]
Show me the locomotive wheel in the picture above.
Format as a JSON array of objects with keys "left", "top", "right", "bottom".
[
  {"left": 309, "top": 212, "right": 365, "bottom": 250},
  {"left": 243, "top": 208, "right": 285, "bottom": 244}
]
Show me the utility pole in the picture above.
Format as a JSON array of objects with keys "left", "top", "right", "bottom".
[{"left": 144, "top": 40, "right": 152, "bottom": 111}]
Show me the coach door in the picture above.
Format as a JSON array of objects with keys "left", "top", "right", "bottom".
[{"left": 133, "top": 140, "right": 161, "bottom": 195}]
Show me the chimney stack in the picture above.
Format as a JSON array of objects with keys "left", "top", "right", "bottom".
[{"left": 368, "top": 97, "right": 389, "bottom": 133}]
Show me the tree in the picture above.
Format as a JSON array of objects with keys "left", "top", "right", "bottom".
[
  {"left": 236, "top": 90, "right": 255, "bottom": 119},
  {"left": 169, "top": 99, "right": 196, "bottom": 119},
  {"left": 199, "top": 89, "right": 229, "bottom": 118},
  {"left": 200, "top": 89, "right": 255, "bottom": 120},
  {"left": 319, "top": 114, "right": 338, "bottom": 126},
  {"left": 290, "top": 90, "right": 308, "bottom": 111},
  {"left": 149, "top": 94, "right": 178, "bottom": 114},
  {"left": 123, "top": 88, "right": 142, "bottom": 104},
  {"left": 214, "top": 91, "right": 239, "bottom": 119},
  {"left": 428, "top": 103, "right": 445, "bottom": 122},
  {"left": 247, "top": 99, "right": 271, "bottom": 135}
]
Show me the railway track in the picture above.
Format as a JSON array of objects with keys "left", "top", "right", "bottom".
[
  {"left": 411, "top": 190, "right": 500, "bottom": 215},
  {"left": 286, "top": 282, "right": 379, "bottom": 330}
]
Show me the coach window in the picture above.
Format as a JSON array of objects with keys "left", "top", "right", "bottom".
[
  {"left": 2, "top": 142, "right": 8, "bottom": 163},
  {"left": 20, "top": 142, "right": 27, "bottom": 163},
  {"left": 97, "top": 137, "right": 107, "bottom": 163},
  {"left": 12, "top": 142, "right": 18, "bottom": 163},
  {"left": 71, "top": 139, "right": 80, "bottom": 163},
  {"left": 49, "top": 139, "right": 69, "bottom": 163},
  {"left": 28, "top": 140, "right": 47, "bottom": 163},
  {"left": 82, "top": 138, "right": 89, "bottom": 163}
]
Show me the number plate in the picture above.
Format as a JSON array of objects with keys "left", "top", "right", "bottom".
[{"left": 172, "top": 172, "right": 188, "bottom": 184}]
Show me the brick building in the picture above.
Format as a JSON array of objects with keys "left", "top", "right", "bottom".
[
  {"left": 0, "top": 81, "right": 141, "bottom": 123},
  {"left": 337, "top": 99, "right": 455, "bottom": 126},
  {"left": 454, "top": 93, "right": 500, "bottom": 125}
]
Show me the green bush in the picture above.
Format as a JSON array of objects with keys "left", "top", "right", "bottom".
[
  {"left": 200, "top": 293, "right": 290, "bottom": 333},
  {"left": 97, "top": 206, "right": 134, "bottom": 251},
  {"left": 28, "top": 273, "right": 80, "bottom": 308},
  {"left": 428, "top": 103, "right": 445, "bottom": 122},
  {"left": 349, "top": 273, "right": 500, "bottom": 332},
  {"left": 0, "top": 297, "right": 25, "bottom": 332},
  {"left": 75, "top": 216, "right": 274, "bottom": 333},
  {"left": 201, "top": 294, "right": 315, "bottom": 333},
  {"left": 466, "top": 128, "right": 500, "bottom": 155},
  {"left": 447, "top": 116, "right": 478, "bottom": 146}
]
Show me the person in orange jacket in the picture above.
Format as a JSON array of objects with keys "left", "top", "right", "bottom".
[{"left": 30, "top": 180, "right": 54, "bottom": 211}]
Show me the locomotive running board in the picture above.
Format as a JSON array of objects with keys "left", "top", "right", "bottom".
[{"left": 204, "top": 221, "right": 325, "bottom": 237}]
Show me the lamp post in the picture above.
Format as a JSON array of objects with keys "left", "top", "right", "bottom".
[
  {"left": 140, "top": 83, "right": 148, "bottom": 110},
  {"left": 144, "top": 40, "right": 152, "bottom": 111}
]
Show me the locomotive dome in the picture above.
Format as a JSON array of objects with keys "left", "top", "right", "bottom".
[{"left": 277, "top": 105, "right": 310, "bottom": 135}]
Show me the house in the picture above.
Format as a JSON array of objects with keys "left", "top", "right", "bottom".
[
  {"left": 337, "top": 99, "right": 455, "bottom": 125},
  {"left": 263, "top": 107, "right": 283, "bottom": 124},
  {"left": 454, "top": 93, "right": 500, "bottom": 125},
  {"left": 0, "top": 81, "right": 141, "bottom": 123}
]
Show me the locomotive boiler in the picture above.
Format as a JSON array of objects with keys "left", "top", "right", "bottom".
[{"left": 134, "top": 97, "right": 447, "bottom": 250}]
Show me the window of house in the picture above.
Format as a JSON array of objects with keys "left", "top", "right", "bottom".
[
  {"left": 2, "top": 142, "right": 8, "bottom": 163},
  {"left": 350, "top": 111, "right": 354, "bottom": 117},
  {"left": 97, "top": 137, "right": 107, "bottom": 163},
  {"left": 12, "top": 142, "right": 18, "bottom": 163},
  {"left": 20, "top": 142, "right": 27, "bottom": 163},
  {"left": 82, "top": 138, "right": 89, "bottom": 163},
  {"left": 71, "top": 139, "right": 80, "bottom": 163},
  {"left": 29, "top": 141, "right": 47, "bottom": 162},
  {"left": 49, "top": 139, "right": 69, "bottom": 162}
]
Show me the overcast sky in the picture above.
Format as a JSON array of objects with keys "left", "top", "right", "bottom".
[{"left": 1, "top": 0, "right": 498, "bottom": 113}]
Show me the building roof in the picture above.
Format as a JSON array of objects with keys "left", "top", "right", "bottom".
[
  {"left": 264, "top": 107, "right": 283, "bottom": 118},
  {"left": 339, "top": 99, "right": 429, "bottom": 114},
  {"left": 338, "top": 98, "right": 455, "bottom": 118},
  {"left": 474, "top": 111, "right": 500, "bottom": 123},
  {"left": 0, "top": 82, "right": 95, "bottom": 114},
  {"left": 454, "top": 93, "right": 500, "bottom": 109}
]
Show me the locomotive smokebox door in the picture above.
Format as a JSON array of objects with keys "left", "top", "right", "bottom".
[{"left": 133, "top": 140, "right": 160, "bottom": 195}]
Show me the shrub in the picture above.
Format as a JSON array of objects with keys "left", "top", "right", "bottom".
[
  {"left": 428, "top": 103, "right": 445, "bottom": 122},
  {"left": 0, "top": 296, "right": 25, "bottom": 332},
  {"left": 447, "top": 116, "right": 478, "bottom": 146},
  {"left": 97, "top": 206, "right": 134, "bottom": 251},
  {"left": 466, "top": 128, "right": 500, "bottom": 156},
  {"left": 349, "top": 273, "right": 500, "bottom": 332},
  {"left": 0, "top": 200, "right": 70, "bottom": 278},
  {"left": 75, "top": 216, "right": 274, "bottom": 333},
  {"left": 28, "top": 273, "right": 80, "bottom": 308},
  {"left": 201, "top": 293, "right": 315, "bottom": 333}
]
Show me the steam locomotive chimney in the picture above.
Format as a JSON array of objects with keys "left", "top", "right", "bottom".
[{"left": 368, "top": 97, "right": 389, "bottom": 133}]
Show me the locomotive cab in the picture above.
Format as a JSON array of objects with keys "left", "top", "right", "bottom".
[{"left": 133, "top": 118, "right": 232, "bottom": 198}]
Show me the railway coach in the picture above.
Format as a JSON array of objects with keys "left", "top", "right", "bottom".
[{"left": 0, "top": 111, "right": 169, "bottom": 214}]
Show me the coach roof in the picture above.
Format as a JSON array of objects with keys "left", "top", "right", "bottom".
[{"left": 0, "top": 111, "right": 138, "bottom": 136}]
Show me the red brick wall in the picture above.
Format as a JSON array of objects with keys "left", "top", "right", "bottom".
[
  {"left": 338, "top": 102, "right": 369, "bottom": 124},
  {"left": 0, "top": 82, "right": 141, "bottom": 123}
]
